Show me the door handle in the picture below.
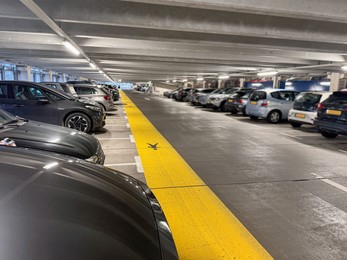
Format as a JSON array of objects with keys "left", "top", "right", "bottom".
[{"left": 13, "top": 104, "right": 24, "bottom": 107}]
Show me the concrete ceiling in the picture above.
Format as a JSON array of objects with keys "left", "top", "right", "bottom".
[{"left": 1, "top": 0, "right": 347, "bottom": 82}]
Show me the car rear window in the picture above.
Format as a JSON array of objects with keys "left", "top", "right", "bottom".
[
  {"left": 324, "top": 92, "right": 347, "bottom": 103},
  {"left": 250, "top": 91, "right": 266, "bottom": 101},
  {"left": 295, "top": 93, "right": 322, "bottom": 105}
]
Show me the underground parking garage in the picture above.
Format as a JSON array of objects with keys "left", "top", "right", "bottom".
[{"left": 0, "top": 0, "right": 347, "bottom": 259}]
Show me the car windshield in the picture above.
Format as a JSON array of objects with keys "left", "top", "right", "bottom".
[
  {"left": 0, "top": 109, "right": 18, "bottom": 126},
  {"left": 324, "top": 92, "right": 347, "bottom": 103}
]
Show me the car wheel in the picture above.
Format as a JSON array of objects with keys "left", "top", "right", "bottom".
[
  {"left": 250, "top": 115, "right": 258, "bottom": 120},
  {"left": 267, "top": 110, "right": 282, "bottom": 123},
  {"left": 230, "top": 107, "right": 238, "bottom": 114},
  {"left": 321, "top": 131, "right": 338, "bottom": 138},
  {"left": 98, "top": 103, "right": 107, "bottom": 111},
  {"left": 290, "top": 122, "right": 302, "bottom": 128},
  {"left": 65, "top": 113, "right": 92, "bottom": 132}
]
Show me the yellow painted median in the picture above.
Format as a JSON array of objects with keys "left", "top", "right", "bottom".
[{"left": 121, "top": 91, "right": 273, "bottom": 260}]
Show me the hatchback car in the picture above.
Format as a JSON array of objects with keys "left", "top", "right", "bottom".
[
  {"left": 314, "top": 91, "right": 347, "bottom": 138},
  {"left": 224, "top": 89, "right": 256, "bottom": 115},
  {"left": 288, "top": 91, "right": 332, "bottom": 127},
  {"left": 0, "top": 146, "right": 178, "bottom": 259},
  {"left": 246, "top": 89, "right": 300, "bottom": 123},
  {"left": 190, "top": 88, "right": 215, "bottom": 105},
  {"left": 0, "top": 81, "right": 105, "bottom": 132},
  {"left": 70, "top": 82, "right": 114, "bottom": 111},
  {"left": 175, "top": 88, "right": 192, "bottom": 101},
  {"left": 208, "top": 87, "right": 239, "bottom": 111},
  {"left": 42, "top": 82, "right": 78, "bottom": 97},
  {"left": 198, "top": 88, "right": 224, "bottom": 107},
  {"left": 0, "top": 109, "right": 105, "bottom": 164}
]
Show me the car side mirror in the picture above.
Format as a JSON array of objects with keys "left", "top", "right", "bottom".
[{"left": 38, "top": 98, "right": 51, "bottom": 104}]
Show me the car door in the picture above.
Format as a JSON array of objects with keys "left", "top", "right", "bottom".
[
  {"left": 278, "top": 91, "right": 296, "bottom": 119},
  {"left": 11, "top": 83, "right": 58, "bottom": 124},
  {"left": 0, "top": 83, "right": 17, "bottom": 115}
]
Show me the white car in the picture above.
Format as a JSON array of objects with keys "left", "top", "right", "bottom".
[
  {"left": 288, "top": 91, "right": 332, "bottom": 127},
  {"left": 246, "top": 89, "right": 300, "bottom": 123}
]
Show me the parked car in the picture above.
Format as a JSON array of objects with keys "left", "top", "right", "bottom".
[
  {"left": 0, "top": 146, "right": 178, "bottom": 259},
  {"left": 224, "top": 89, "right": 256, "bottom": 115},
  {"left": 288, "top": 91, "right": 332, "bottom": 127},
  {"left": 175, "top": 88, "right": 192, "bottom": 101},
  {"left": 104, "top": 85, "right": 120, "bottom": 101},
  {"left": 198, "top": 88, "right": 224, "bottom": 107},
  {"left": 314, "top": 91, "right": 347, "bottom": 138},
  {"left": 190, "top": 88, "right": 215, "bottom": 105},
  {"left": 208, "top": 87, "right": 239, "bottom": 111},
  {"left": 0, "top": 81, "right": 105, "bottom": 132},
  {"left": 69, "top": 82, "right": 114, "bottom": 111},
  {"left": 246, "top": 89, "right": 300, "bottom": 123},
  {"left": 40, "top": 82, "right": 65, "bottom": 93},
  {"left": 0, "top": 108, "right": 105, "bottom": 164}
]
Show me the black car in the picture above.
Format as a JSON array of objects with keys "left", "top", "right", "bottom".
[
  {"left": 315, "top": 91, "right": 347, "bottom": 138},
  {"left": 0, "top": 146, "right": 178, "bottom": 259},
  {"left": 0, "top": 81, "right": 105, "bottom": 132},
  {"left": 0, "top": 109, "right": 105, "bottom": 164},
  {"left": 175, "top": 88, "right": 192, "bottom": 101}
]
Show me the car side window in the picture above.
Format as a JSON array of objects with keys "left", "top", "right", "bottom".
[
  {"left": 74, "top": 87, "right": 94, "bottom": 95},
  {"left": 0, "top": 84, "right": 8, "bottom": 99},
  {"left": 13, "top": 84, "right": 45, "bottom": 100},
  {"left": 41, "top": 90, "right": 64, "bottom": 101}
]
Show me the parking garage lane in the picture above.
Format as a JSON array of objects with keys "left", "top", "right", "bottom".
[
  {"left": 121, "top": 92, "right": 272, "bottom": 259},
  {"left": 125, "top": 91, "right": 347, "bottom": 260}
]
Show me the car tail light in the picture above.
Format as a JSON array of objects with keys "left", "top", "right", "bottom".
[
  {"left": 236, "top": 99, "right": 243, "bottom": 104},
  {"left": 103, "top": 95, "right": 110, "bottom": 101},
  {"left": 317, "top": 103, "right": 325, "bottom": 110},
  {"left": 261, "top": 101, "right": 268, "bottom": 107}
]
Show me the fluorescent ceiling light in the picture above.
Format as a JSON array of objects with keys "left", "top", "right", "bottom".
[
  {"left": 98, "top": 70, "right": 103, "bottom": 74},
  {"left": 182, "top": 79, "right": 188, "bottom": 82},
  {"left": 89, "top": 62, "right": 96, "bottom": 68},
  {"left": 320, "top": 81, "right": 330, "bottom": 86},
  {"left": 166, "top": 80, "right": 170, "bottom": 83},
  {"left": 118, "top": 79, "right": 122, "bottom": 82},
  {"left": 197, "top": 77, "right": 204, "bottom": 81},
  {"left": 257, "top": 71, "right": 278, "bottom": 77},
  {"left": 251, "top": 83, "right": 262, "bottom": 87},
  {"left": 342, "top": 65, "right": 347, "bottom": 71},
  {"left": 173, "top": 80, "right": 177, "bottom": 83},
  {"left": 218, "top": 75, "right": 230, "bottom": 80},
  {"left": 285, "top": 82, "right": 293, "bottom": 86},
  {"left": 62, "top": 40, "right": 80, "bottom": 55}
]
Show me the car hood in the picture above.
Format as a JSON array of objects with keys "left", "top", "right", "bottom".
[
  {"left": 0, "top": 120, "right": 98, "bottom": 159},
  {"left": 0, "top": 147, "right": 177, "bottom": 260}
]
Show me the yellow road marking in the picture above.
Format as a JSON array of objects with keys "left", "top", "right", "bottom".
[{"left": 121, "top": 92, "right": 273, "bottom": 259}]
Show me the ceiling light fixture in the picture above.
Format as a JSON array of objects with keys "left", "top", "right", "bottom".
[
  {"left": 166, "top": 80, "right": 170, "bottom": 83},
  {"left": 197, "top": 77, "right": 204, "bottom": 81},
  {"left": 182, "top": 79, "right": 188, "bottom": 82},
  {"left": 89, "top": 62, "right": 96, "bottom": 68},
  {"left": 320, "top": 81, "right": 330, "bottom": 86},
  {"left": 257, "top": 71, "right": 278, "bottom": 77},
  {"left": 341, "top": 65, "right": 347, "bottom": 71},
  {"left": 251, "top": 83, "right": 262, "bottom": 87},
  {"left": 98, "top": 70, "right": 103, "bottom": 74},
  {"left": 62, "top": 40, "right": 80, "bottom": 55},
  {"left": 218, "top": 75, "right": 230, "bottom": 80},
  {"left": 173, "top": 79, "right": 177, "bottom": 83}
]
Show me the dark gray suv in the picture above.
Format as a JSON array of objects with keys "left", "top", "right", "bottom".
[{"left": 0, "top": 81, "right": 105, "bottom": 132}]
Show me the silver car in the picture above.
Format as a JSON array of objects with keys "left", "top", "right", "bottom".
[
  {"left": 72, "top": 83, "right": 114, "bottom": 111},
  {"left": 246, "top": 89, "right": 300, "bottom": 123},
  {"left": 288, "top": 91, "right": 332, "bottom": 127}
]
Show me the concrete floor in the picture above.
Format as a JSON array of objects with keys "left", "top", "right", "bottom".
[{"left": 124, "top": 90, "right": 347, "bottom": 260}]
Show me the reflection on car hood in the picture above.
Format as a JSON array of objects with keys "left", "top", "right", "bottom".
[
  {"left": 76, "top": 98, "right": 101, "bottom": 107},
  {"left": 0, "top": 120, "right": 98, "bottom": 159},
  {"left": 0, "top": 147, "right": 174, "bottom": 260}
]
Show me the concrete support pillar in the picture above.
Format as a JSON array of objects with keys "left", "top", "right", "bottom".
[
  {"left": 49, "top": 70, "right": 53, "bottom": 81},
  {"left": 63, "top": 73, "right": 68, "bottom": 82},
  {"left": 191, "top": 81, "right": 196, "bottom": 88},
  {"left": 239, "top": 78, "right": 245, "bottom": 88},
  {"left": 218, "top": 80, "right": 225, "bottom": 89},
  {"left": 202, "top": 80, "right": 207, "bottom": 88},
  {"left": 272, "top": 76, "right": 281, "bottom": 88},
  {"left": 26, "top": 66, "right": 31, "bottom": 82},
  {"left": 329, "top": 73, "right": 344, "bottom": 91}
]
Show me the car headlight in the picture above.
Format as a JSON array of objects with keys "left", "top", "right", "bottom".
[
  {"left": 85, "top": 105, "right": 102, "bottom": 112},
  {"left": 86, "top": 154, "right": 99, "bottom": 163}
]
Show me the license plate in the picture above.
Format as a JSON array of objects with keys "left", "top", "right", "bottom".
[
  {"left": 250, "top": 101, "right": 257, "bottom": 105},
  {"left": 295, "top": 113, "right": 306, "bottom": 119},
  {"left": 326, "top": 109, "right": 342, "bottom": 116},
  {"left": 227, "top": 99, "right": 234, "bottom": 103}
]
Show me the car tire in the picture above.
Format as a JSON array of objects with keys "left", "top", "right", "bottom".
[
  {"left": 290, "top": 122, "right": 302, "bottom": 128},
  {"left": 250, "top": 115, "right": 258, "bottom": 120},
  {"left": 230, "top": 107, "right": 238, "bottom": 114},
  {"left": 65, "top": 113, "right": 92, "bottom": 133},
  {"left": 267, "top": 110, "right": 282, "bottom": 123},
  {"left": 320, "top": 131, "right": 338, "bottom": 139}
]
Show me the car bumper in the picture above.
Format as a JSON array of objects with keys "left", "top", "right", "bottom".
[
  {"left": 314, "top": 119, "right": 347, "bottom": 135},
  {"left": 288, "top": 109, "right": 317, "bottom": 125},
  {"left": 91, "top": 111, "right": 106, "bottom": 131},
  {"left": 247, "top": 105, "right": 268, "bottom": 118}
]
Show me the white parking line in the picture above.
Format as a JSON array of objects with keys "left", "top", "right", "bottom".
[
  {"left": 129, "top": 135, "right": 135, "bottom": 143},
  {"left": 311, "top": 173, "right": 347, "bottom": 193},
  {"left": 126, "top": 123, "right": 130, "bottom": 128},
  {"left": 105, "top": 124, "right": 127, "bottom": 127},
  {"left": 145, "top": 98, "right": 150, "bottom": 101},
  {"left": 124, "top": 116, "right": 128, "bottom": 120},
  {"left": 135, "top": 156, "right": 144, "bottom": 173},
  {"left": 280, "top": 133, "right": 302, "bottom": 140},
  {"left": 105, "top": 163, "right": 137, "bottom": 167}
]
